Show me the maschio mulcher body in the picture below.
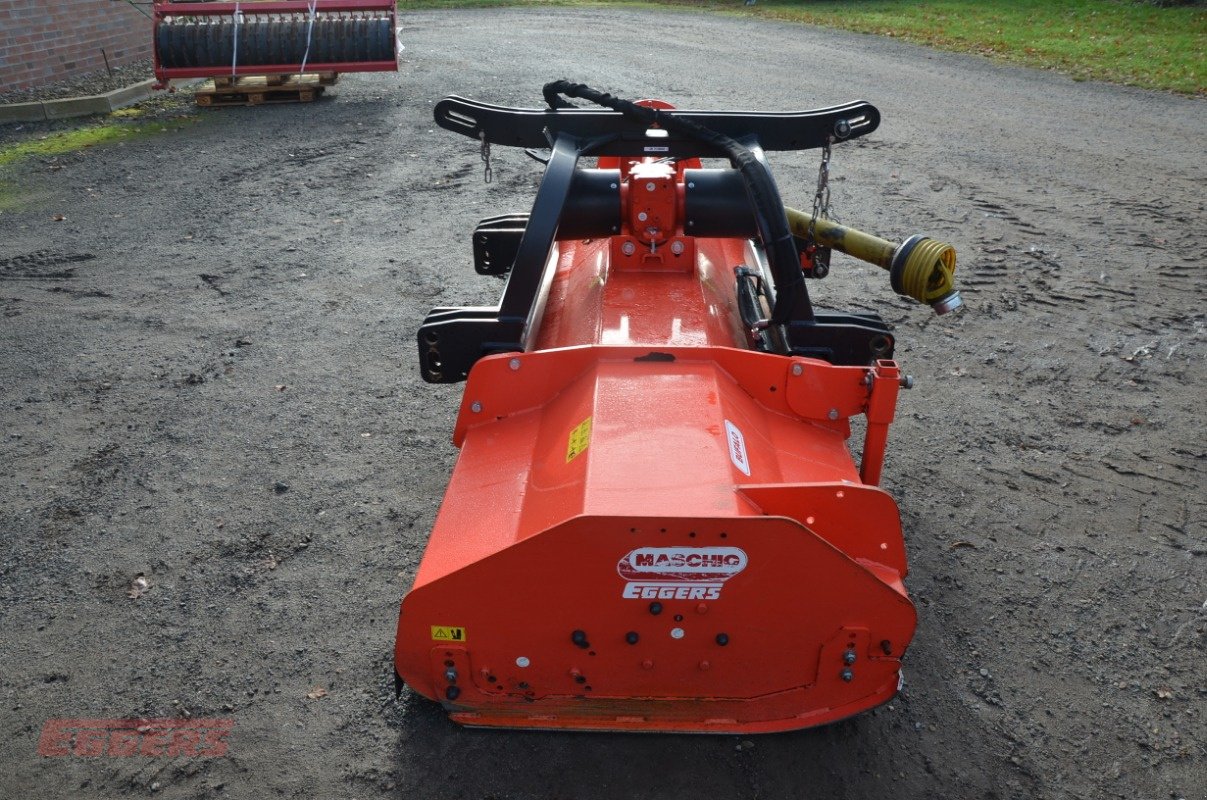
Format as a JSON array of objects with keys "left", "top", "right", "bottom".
[{"left": 394, "top": 83, "right": 959, "bottom": 733}]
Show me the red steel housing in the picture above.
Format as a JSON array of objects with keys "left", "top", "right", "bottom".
[{"left": 395, "top": 135, "right": 917, "bottom": 733}]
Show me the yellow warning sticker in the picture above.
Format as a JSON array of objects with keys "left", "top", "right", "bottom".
[
  {"left": 566, "top": 417, "right": 593, "bottom": 462},
  {"left": 430, "top": 626, "right": 467, "bottom": 642}
]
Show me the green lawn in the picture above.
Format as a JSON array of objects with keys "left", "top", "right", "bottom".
[{"left": 401, "top": 0, "right": 1206, "bottom": 95}]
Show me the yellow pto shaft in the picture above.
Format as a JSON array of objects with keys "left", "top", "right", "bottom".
[{"left": 785, "top": 207, "right": 963, "bottom": 315}]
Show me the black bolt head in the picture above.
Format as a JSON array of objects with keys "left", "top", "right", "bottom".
[
  {"left": 625, "top": 631, "right": 639, "bottom": 645},
  {"left": 445, "top": 685, "right": 461, "bottom": 701},
  {"left": 716, "top": 633, "right": 729, "bottom": 646},
  {"left": 571, "top": 630, "right": 589, "bottom": 648},
  {"left": 649, "top": 602, "right": 663, "bottom": 615}
]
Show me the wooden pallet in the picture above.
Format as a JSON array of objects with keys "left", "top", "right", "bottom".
[
  {"left": 211, "top": 72, "right": 339, "bottom": 89},
  {"left": 196, "top": 73, "right": 338, "bottom": 107}
]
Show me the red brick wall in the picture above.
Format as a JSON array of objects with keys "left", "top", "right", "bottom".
[{"left": 0, "top": 0, "right": 152, "bottom": 91}]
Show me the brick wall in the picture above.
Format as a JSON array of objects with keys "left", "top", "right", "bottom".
[{"left": 0, "top": 0, "right": 152, "bottom": 91}]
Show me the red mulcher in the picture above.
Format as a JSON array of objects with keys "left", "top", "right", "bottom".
[{"left": 392, "top": 82, "right": 961, "bottom": 733}]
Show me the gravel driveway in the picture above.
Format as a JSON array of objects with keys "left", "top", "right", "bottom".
[{"left": 1, "top": 8, "right": 1203, "bottom": 799}]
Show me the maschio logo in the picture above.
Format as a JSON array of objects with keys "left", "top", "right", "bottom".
[
  {"left": 38, "top": 718, "right": 234, "bottom": 758},
  {"left": 617, "top": 547, "right": 748, "bottom": 600}
]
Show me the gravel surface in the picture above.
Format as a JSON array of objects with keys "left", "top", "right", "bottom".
[
  {"left": 1, "top": 8, "right": 1204, "bottom": 800},
  {"left": 0, "top": 59, "right": 154, "bottom": 106}
]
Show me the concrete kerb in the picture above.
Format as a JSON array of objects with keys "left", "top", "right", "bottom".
[
  {"left": 0, "top": 102, "right": 48, "bottom": 124},
  {"left": 0, "top": 78, "right": 172, "bottom": 125},
  {"left": 43, "top": 95, "right": 113, "bottom": 121}
]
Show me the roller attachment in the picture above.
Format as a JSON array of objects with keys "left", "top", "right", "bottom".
[
  {"left": 151, "top": 0, "right": 399, "bottom": 84},
  {"left": 156, "top": 14, "right": 395, "bottom": 69},
  {"left": 785, "top": 207, "right": 962, "bottom": 315}
]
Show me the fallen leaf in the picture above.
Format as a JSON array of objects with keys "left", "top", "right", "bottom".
[
  {"left": 306, "top": 686, "right": 328, "bottom": 700},
  {"left": 127, "top": 574, "right": 150, "bottom": 599},
  {"left": 52, "top": 214, "right": 66, "bottom": 222},
  {"left": 1155, "top": 687, "right": 1173, "bottom": 700},
  {"left": 949, "top": 540, "right": 977, "bottom": 549}
]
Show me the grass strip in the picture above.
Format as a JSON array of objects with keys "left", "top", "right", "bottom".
[
  {"left": 0, "top": 120, "right": 184, "bottom": 168},
  {"left": 400, "top": 0, "right": 1206, "bottom": 95}
]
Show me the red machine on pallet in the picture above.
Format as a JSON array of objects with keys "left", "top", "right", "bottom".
[
  {"left": 393, "top": 82, "right": 960, "bottom": 733},
  {"left": 152, "top": 0, "right": 398, "bottom": 87}
]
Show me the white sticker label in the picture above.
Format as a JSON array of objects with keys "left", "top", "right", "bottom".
[
  {"left": 617, "top": 547, "right": 749, "bottom": 600},
  {"left": 724, "top": 419, "right": 750, "bottom": 476}
]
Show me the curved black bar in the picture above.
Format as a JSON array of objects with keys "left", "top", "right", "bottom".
[{"left": 434, "top": 96, "right": 879, "bottom": 152}]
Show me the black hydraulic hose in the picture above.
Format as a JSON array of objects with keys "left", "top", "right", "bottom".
[{"left": 542, "top": 80, "right": 811, "bottom": 325}]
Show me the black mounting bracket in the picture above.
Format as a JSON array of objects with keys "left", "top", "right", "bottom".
[
  {"left": 472, "top": 214, "right": 528, "bottom": 277},
  {"left": 417, "top": 96, "right": 891, "bottom": 383}
]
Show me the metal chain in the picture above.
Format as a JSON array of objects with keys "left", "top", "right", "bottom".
[
  {"left": 479, "top": 132, "right": 493, "bottom": 184},
  {"left": 806, "top": 136, "right": 834, "bottom": 245}
]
